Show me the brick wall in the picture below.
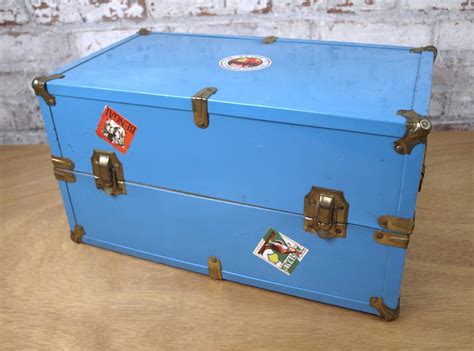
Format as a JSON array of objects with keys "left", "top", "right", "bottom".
[{"left": 1, "top": 0, "right": 472, "bottom": 143}]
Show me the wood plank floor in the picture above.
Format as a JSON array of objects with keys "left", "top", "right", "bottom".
[{"left": 1, "top": 131, "right": 473, "bottom": 350}]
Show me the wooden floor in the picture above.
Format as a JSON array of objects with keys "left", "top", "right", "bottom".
[{"left": 0, "top": 131, "right": 473, "bottom": 350}]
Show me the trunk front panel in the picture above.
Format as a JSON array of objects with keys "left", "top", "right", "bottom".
[
  {"left": 50, "top": 96, "right": 424, "bottom": 230},
  {"left": 67, "top": 173, "right": 405, "bottom": 314}
]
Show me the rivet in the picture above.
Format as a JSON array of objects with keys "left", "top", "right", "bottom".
[
  {"left": 376, "top": 232, "right": 384, "bottom": 239},
  {"left": 420, "top": 119, "right": 431, "bottom": 130},
  {"left": 395, "top": 145, "right": 404, "bottom": 153}
]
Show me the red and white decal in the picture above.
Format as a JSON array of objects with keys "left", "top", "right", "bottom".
[{"left": 96, "top": 105, "right": 137, "bottom": 154}]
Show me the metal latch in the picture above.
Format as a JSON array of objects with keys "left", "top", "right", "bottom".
[
  {"left": 91, "top": 150, "right": 126, "bottom": 196},
  {"left": 304, "top": 186, "right": 349, "bottom": 239},
  {"left": 192, "top": 87, "right": 217, "bottom": 129}
]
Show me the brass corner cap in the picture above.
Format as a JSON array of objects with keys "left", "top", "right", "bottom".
[
  {"left": 370, "top": 297, "right": 400, "bottom": 322},
  {"left": 410, "top": 45, "right": 438, "bottom": 61},
  {"left": 32, "top": 74, "right": 65, "bottom": 106},
  {"left": 70, "top": 224, "right": 85, "bottom": 244},
  {"left": 395, "top": 109, "right": 432, "bottom": 155}
]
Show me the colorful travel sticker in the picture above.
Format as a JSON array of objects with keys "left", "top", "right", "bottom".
[
  {"left": 253, "top": 228, "right": 309, "bottom": 275},
  {"left": 219, "top": 54, "right": 272, "bottom": 71},
  {"left": 96, "top": 105, "right": 137, "bottom": 154}
]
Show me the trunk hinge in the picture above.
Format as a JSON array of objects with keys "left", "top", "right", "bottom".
[
  {"left": 192, "top": 87, "right": 217, "bottom": 129},
  {"left": 394, "top": 110, "right": 432, "bottom": 155},
  {"left": 370, "top": 297, "right": 400, "bottom": 321},
  {"left": 262, "top": 35, "right": 278, "bottom": 44},
  {"left": 137, "top": 28, "right": 151, "bottom": 35},
  {"left": 410, "top": 45, "right": 438, "bottom": 61},
  {"left": 208, "top": 256, "right": 223, "bottom": 280},
  {"left": 70, "top": 224, "right": 85, "bottom": 244},
  {"left": 304, "top": 186, "right": 349, "bottom": 239},
  {"left": 375, "top": 215, "right": 415, "bottom": 249},
  {"left": 51, "top": 155, "right": 76, "bottom": 183},
  {"left": 32, "top": 74, "right": 64, "bottom": 106}
]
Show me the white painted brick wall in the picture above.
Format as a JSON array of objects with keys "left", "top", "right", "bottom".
[{"left": 0, "top": 0, "right": 473, "bottom": 143}]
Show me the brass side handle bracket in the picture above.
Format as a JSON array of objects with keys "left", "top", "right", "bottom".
[
  {"left": 378, "top": 215, "right": 415, "bottom": 234},
  {"left": 91, "top": 150, "right": 126, "bottom": 196},
  {"left": 375, "top": 215, "right": 415, "bottom": 249},
  {"left": 51, "top": 155, "right": 76, "bottom": 183},
  {"left": 374, "top": 231, "right": 410, "bottom": 249},
  {"left": 192, "top": 87, "right": 217, "bottom": 129},
  {"left": 208, "top": 256, "right": 223, "bottom": 280},
  {"left": 304, "top": 186, "right": 349, "bottom": 239},
  {"left": 32, "top": 74, "right": 65, "bottom": 106},
  {"left": 394, "top": 109, "right": 432, "bottom": 155}
]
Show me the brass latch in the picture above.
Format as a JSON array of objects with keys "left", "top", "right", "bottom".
[
  {"left": 91, "top": 150, "right": 126, "bottom": 195},
  {"left": 192, "top": 87, "right": 217, "bottom": 129},
  {"left": 395, "top": 110, "right": 432, "bottom": 155},
  {"left": 51, "top": 155, "right": 76, "bottom": 183},
  {"left": 304, "top": 186, "right": 349, "bottom": 239}
]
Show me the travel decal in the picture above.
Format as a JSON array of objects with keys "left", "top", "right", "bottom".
[
  {"left": 219, "top": 55, "right": 271, "bottom": 71},
  {"left": 253, "top": 228, "right": 309, "bottom": 275},
  {"left": 96, "top": 105, "right": 137, "bottom": 154}
]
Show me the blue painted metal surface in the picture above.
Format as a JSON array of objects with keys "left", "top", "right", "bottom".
[
  {"left": 52, "top": 96, "right": 418, "bottom": 230},
  {"left": 47, "top": 32, "right": 430, "bottom": 137},
  {"left": 36, "top": 32, "right": 434, "bottom": 317},
  {"left": 70, "top": 173, "right": 402, "bottom": 314}
]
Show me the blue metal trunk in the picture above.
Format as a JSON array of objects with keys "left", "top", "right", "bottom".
[{"left": 34, "top": 32, "right": 435, "bottom": 320}]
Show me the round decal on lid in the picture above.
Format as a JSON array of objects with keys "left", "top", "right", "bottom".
[{"left": 219, "top": 54, "right": 272, "bottom": 71}]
